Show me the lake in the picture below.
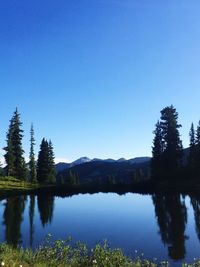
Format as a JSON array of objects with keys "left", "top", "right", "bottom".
[{"left": 0, "top": 192, "right": 200, "bottom": 266}]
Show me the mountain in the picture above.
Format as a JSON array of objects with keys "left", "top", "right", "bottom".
[
  {"left": 70, "top": 157, "right": 91, "bottom": 167},
  {"left": 56, "top": 158, "right": 151, "bottom": 185},
  {"left": 55, "top": 156, "right": 151, "bottom": 173},
  {"left": 55, "top": 162, "right": 71, "bottom": 173},
  {"left": 55, "top": 148, "right": 191, "bottom": 185},
  {"left": 128, "top": 157, "right": 151, "bottom": 164}
]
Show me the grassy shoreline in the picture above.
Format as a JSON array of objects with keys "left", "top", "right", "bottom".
[
  {"left": 1, "top": 176, "right": 200, "bottom": 197},
  {"left": 0, "top": 239, "right": 199, "bottom": 267}
]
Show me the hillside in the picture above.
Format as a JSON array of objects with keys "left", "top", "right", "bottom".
[{"left": 56, "top": 159, "right": 151, "bottom": 185}]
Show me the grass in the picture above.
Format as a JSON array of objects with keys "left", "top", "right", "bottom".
[
  {"left": 0, "top": 237, "right": 199, "bottom": 267},
  {"left": 0, "top": 177, "right": 56, "bottom": 198},
  {"left": 0, "top": 176, "right": 37, "bottom": 189}
]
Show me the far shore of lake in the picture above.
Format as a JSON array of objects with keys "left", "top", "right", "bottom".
[{"left": 1, "top": 176, "right": 200, "bottom": 198}]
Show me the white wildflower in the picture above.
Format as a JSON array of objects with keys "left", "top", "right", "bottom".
[
  {"left": 92, "top": 259, "right": 97, "bottom": 264},
  {"left": 1, "top": 262, "right": 5, "bottom": 266}
]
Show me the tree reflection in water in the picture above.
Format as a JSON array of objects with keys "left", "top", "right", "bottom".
[
  {"left": 37, "top": 194, "right": 54, "bottom": 227},
  {"left": 152, "top": 193, "right": 188, "bottom": 260},
  {"left": 3, "top": 195, "right": 27, "bottom": 247},
  {"left": 190, "top": 194, "right": 200, "bottom": 242}
]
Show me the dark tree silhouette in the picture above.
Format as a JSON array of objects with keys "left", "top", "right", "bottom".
[
  {"left": 29, "top": 195, "right": 35, "bottom": 248},
  {"left": 194, "top": 121, "right": 200, "bottom": 176},
  {"left": 48, "top": 140, "right": 56, "bottom": 183},
  {"left": 4, "top": 109, "right": 27, "bottom": 179},
  {"left": 190, "top": 195, "right": 200, "bottom": 241},
  {"left": 152, "top": 194, "right": 188, "bottom": 260},
  {"left": 151, "top": 121, "right": 163, "bottom": 180},
  {"left": 37, "top": 194, "right": 54, "bottom": 227},
  {"left": 3, "top": 196, "right": 26, "bottom": 247},
  {"left": 29, "top": 124, "right": 37, "bottom": 182},
  {"left": 37, "top": 139, "right": 55, "bottom": 183},
  {"left": 152, "top": 105, "right": 183, "bottom": 180}
]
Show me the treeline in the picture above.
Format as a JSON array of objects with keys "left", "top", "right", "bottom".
[
  {"left": 151, "top": 105, "right": 200, "bottom": 181},
  {"left": 1, "top": 108, "right": 56, "bottom": 183}
]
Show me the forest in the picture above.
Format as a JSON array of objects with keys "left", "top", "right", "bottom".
[{"left": 0, "top": 105, "right": 200, "bottom": 190}]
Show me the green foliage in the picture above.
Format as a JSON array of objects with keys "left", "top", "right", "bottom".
[
  {"left": 189, "top": 123, "right": 196, "bottom": 170},
  {"left": 187, "top": 121, "right": 200, "bottom": 178},
  {"left": 151, "top": 121, "right": 163, "bottom": 180},
  {"left": 4, "top": 108, "right": 27, "bottom": 180},
  {"left": 0, "top": 237, "right": 176, "bottom": 267},
  {"left": 37, "top": 139, "right": 56, "bottom": 184},
  {"left": 151, "top": 105, "right": 183, "bottom": 180},
  {"left": 1, "top": 237, "right": 200, "bottom": 266},
  {"left": 194, "top": 121, "right": 200, "bottom": 176},
  {"left": 48, "top": 140, "right": 56, "bottom": 183},
  {"left": 29, "top": 124, "right": 37, "bottom": 183}
]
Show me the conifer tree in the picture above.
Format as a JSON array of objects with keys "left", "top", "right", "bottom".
[
  {"left": 29, "top": 124, "right": 37, "bottom": 183},
  {"left": 195, "top": 121, "right": 200, "bottom": 175},
  {"left": 4, "top": 109, "right": 27, "bottom": 180},
  {"left": 37, "top": 139, "right": 56, "bottom": 183},
  {"left": 48, "top": 140, "right": 56, "bottom": 183},
  {"left": 37, "top": 138, "right": 49, "bottom": 183},
  {"left": 160, "top": 105, "right": 183, "bottom": 176},
  {"left": 151, "top": 121, "right": 163, "bottom": 179},
  {"left": 189, "top": 123, "right": 196, "bottom": 170},
  {"left": 151, "top": 105, "right": 183, "bottom": 179},
  {"left": 4, "top": 117, "right": 15, "bottom": 176}
]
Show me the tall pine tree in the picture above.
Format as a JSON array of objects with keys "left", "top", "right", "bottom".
[
  {"left": 160, "top": 105, "right": 183, "bottom": 176},
  {"left": 37, "top": 139, "right": 55, "bottom": 183},
  {"left": 4, "top": 109, "right": 27, "bottom": 180},
  {"left": 195, "top": 121, "right": 200, "bottom": 175},
  {"left": 189, "top": 123, "right": 196, "bottom": 171},
  {"left": 48, "top": 140, "right": 56, "bottom": 183},
  {"left": 152, "top": 105, "right": 183, "bottom": 180},
  {"left": 151, "top": 121, "right": 163, "bottom": 180},
  {"left": 29, "top": 124, "right": 37, "bottom": 183},
  {"left": 4, "top": 117, "right": 15, "bottom": 176}
]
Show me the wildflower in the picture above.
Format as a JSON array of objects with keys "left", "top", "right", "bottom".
[
  {"left": 1, "top": 262, "right": 5, "bottom": 266},
  {"left": 92, "top": 259, "right": 97, "bottom": 264},
  {"left": 19, "top": 265, "right": 23, "bottom": 267}
]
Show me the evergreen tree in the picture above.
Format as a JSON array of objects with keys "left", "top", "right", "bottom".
[
  {"left": 195, "top": 121, "right": 200, "bottom": 175},
  {"left": 4, "top": 109, "right": 27, "bottom": 180},
  {"left": 29, "top": 124, "right": 37, "bottom": 183},
  {"left": 37, "top": 138, "right": 49, "bottom": 183},
  {"left": 161, "top": 106, "right": 182, "bottom": 170},
  {"left": 48, "top": 140, "right": 56, "bottom": 183},
  {"left": 151, "top": 121, "right": 163, "bottom": 180},
  {"left": 189, "top": 123, "right": 196, "bottom": 171},
  {"left": 37, "top": 139, "right": 56, "bottom": 183},
  {"left": 151, "top": 105, "right": 183, "bottom": 179},
  {"left": 4, "top": 117, "right": 15, "bottom": 176}
]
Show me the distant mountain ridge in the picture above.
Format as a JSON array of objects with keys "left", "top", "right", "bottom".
[{"left": 55, "top": 156, "right": 151, "bottom": 173}]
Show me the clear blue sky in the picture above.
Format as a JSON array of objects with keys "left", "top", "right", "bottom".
[{"left": 0, "top": 0, "right": 200, "bottom": 163}]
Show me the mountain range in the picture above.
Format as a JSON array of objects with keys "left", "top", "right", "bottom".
[
  {"left": 55, "top": 156, "right": 151, "bottom": 173},
  {"left": 55, "top": 156, "right": 151, "bottom": 185},
  {"left": 55, "top": 148, "right": 190, "bottom": 185}
]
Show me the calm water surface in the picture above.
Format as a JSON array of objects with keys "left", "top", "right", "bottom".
[{"left": 0, "top": 192, "right": 200, "bottom": 265}]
